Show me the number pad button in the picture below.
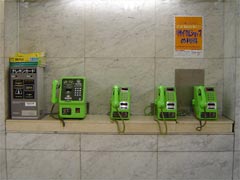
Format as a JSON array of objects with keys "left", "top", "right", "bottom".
[{"left": 74, "top": 87, "right": 82, "bottom": 97}]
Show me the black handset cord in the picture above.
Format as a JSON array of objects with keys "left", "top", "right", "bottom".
[
  {"left": 196, "top": 107, "right": 207, "bottom": 131},
  {"left": 154, "top": 105, "right": 168, "bottom": 135},
  {"left": 111, "top": 107, "right": 126, "bottom": 134},
  {"left": 50, "top": 104, "right": 65, "bottom": 127},
  {"left": 144, "top": 105, "right": 152, "bottom": 116},
  {"left": 145, "top": 104, "right": 168, "bottom": 134}
]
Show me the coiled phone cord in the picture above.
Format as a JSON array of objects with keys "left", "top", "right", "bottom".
[
  {"left": 50, "top": 104, "right": 66, "bottom": 127},
  {"left": 154, "top": 107, "right": 168, "bottom": 135},
  {"left": 144, "top": 104, "right": 168, "bottom": 134},
  {"left": 144, "top": 105, "right": 152, "bottom": 116},
  {"left": 111, "top": 108, "right": 126, "bottom": 134},
  {"left": 196, "top": 107, "right": 207, "bottom": 131}
]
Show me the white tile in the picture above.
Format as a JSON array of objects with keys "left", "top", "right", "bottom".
[
  {"left": 235, "top": 121, "right": 240, "bottom": 151},
  {"left": 85, "top": 0, "right": 155, "bottom": 57},
  {"left": 7, "top": 150, "right": 80, "bottom": 180},
  {"left": 158, "top": 135, "right": 234, "bottom": 152},
  {"left": 81, "top": 134, "right": 157, "bottom": 151},
  {"left": 0, "top": 1, "right": 4, "bottom": 57},
  {"left": 0, "top": 133, "right": 5, "bottom": 150},
  {"left": 4, "top": 1, "right": 18, "bottom": 57},
  {"left": 235, "top": 58, "right": 240, "bottom": 151},
  {"left": 234, "top": 151, "right": 240, "bottom": 180},
  {"left": 85, "top": 58, "right": 154, "bottom": 115},
  {"left": 223, "top": 58, "right": 236, "bottom": 119},
  {"left": 224, "top": 1, "right": 236, "bottom": 58},
  {"left": 19, "top": 0, "right": 85, "bottom": 58},
  {"left": 7, "top": 133, "right": 80, "bottom": 150},
  {"left": 82, "top": 151, "right": 157, "bottom": 180},
  {"left": 0, "top": 150, "right": 7, "bottom": 180},
  {"left": 158, "top": 152, "right": 233, "bottom": 180},
  {"left": 0, "top": 133, "right": 6, "bottom": 180},
  {"left": 238, "top": 10, "right": 240, "bottom": 58}
]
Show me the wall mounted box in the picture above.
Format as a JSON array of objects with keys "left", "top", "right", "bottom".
[{"left": 10, "top": 66, "right": 45, "bottom": 119}]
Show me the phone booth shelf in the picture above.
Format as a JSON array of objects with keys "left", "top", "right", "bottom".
[{"left": 6, "top": 114, "right": 234, "bottom": 134}]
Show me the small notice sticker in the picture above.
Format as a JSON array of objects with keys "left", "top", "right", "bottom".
[
  {"left": 25, "top": 102, "right": 36, "bottom": 107},
  {"left": 22, "top": 110, "right": 37, "bottom": 116}
]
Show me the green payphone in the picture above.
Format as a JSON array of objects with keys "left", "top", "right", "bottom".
[
  {"left": 110, "top": 85, "right": 130, "bottom": 133},
  {"left": 154, "top": 86, "right": 177, "bottom": 120},
  {"left": 110, "top": 85, "right": 130, "bottom": 120},
  {"left": 192, "top": 86, "right": 218, "bottom": 120},
  {"left": 51, "top": 77, "right": 87, "bottom": 120},
  {"left": 151, "top": 86, "right": 177, "bottom": 135}
]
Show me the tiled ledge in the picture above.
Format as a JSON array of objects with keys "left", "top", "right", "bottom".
[{"left": 6, "top": 115, "right": 234, "bottom": 134}]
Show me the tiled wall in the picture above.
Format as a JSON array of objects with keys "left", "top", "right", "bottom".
[
  {"left": 1, "top": 1, "right": 18, "bottom": 180},
  {"left": 4, "top": 133, "right": 234, "bottom": 180},
  {"left": 223, "top": 0, "right": 236, "bottom": 120},
  {"left": 223, "top": 0, "right": 240, "bottom": 179},
  {"left": 234, "top": 0, "right": 240, "bottom": 178},
  {"left": 18, "top": 0, "right": 224, "bottom": 115},
  {"left": 0, "top": 0, "right": 5, "bottom": 132},
  {"left": 0, "top": 1, "right": 6, "bottom": 180}
]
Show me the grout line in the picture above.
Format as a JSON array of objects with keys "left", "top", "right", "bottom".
[
  {"left": 155, "top": 1, "right": 158, "bottom": 179},
  {"left": 40, "top": 56, "right": 228, "bottom": 60},
  {"left": 0, "top": 147, "right": 238, "bottom": 153},
  {"left": 79, "top": 134, "right": 82, "bottom": 180},
  {"left": 5, "top": 148, "right": 81, "bottom": 152},
  {"left": 154, "top": 0, "right": 157, "bottom": 91},
  {"left": 232, "top": 0, "right": 239, "bottom": 179},
  {"left": 5, "top": 132, "right": 9, "bottom": 180},
  {"left": 83, "top": 0, "right": 86, "bottom": 77},
  {"left": 3, "top": 147, "right": 236, "bottom": 153},
  {"left": 156, "top": 135, "right": 159, "bottom": 180},
  {"left": 17, "top": 0, "right": 20, "bottom": 51}
]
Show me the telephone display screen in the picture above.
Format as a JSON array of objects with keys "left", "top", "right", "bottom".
[
  {"left": 206, "top": 87, "right": 214, "bottom": 91},
  {"left": 167, "top": 88, "right": 174, "bottom": 91}
]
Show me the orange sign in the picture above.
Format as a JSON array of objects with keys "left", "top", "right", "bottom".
[{"left": 175, "top": 16, "right": 203, "bottom": 53}]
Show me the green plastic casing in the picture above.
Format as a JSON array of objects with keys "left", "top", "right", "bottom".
[
  {"left": 51, "top": 77, "right": 87, "bottom": 119},
  {"left": 192, "top": 86, "right": 218, "bottom": 120},
  {"left": 110, "top": 85, "right": 130, "bottom": 120},
  {"left": 154, "top": 86, "right": 177, "bottom": 120}
]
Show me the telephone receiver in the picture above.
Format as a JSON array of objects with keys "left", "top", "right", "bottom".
[
  {"left": 110, "top": 85, "right": 130, "bottom": 120},
  {"left": 112, "top": 85, "right": 120, "bottom": 109},
  {"left": 156, "top": 86, "right": 166, "bottom": 109},
  {"left": 154, "top": 86, "right": 177, "bottom": 120},
  {"left": 51, "top": 80, "right": 59, "bottom": 104},
  {"left": 197, "top": 86, "right": 207, "bottom": 109}
]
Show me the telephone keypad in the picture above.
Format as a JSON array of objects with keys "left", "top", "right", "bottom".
[
  {"left": 166, "top": 92, "right": 175, "bottom": 101},
  {"left": 121, "top": 93, "right": 128, "bottom": 101},
  {"left": 74, "top": 87, "right": 82, "bottom": 97},
  {"left": 207, "top": 93, "right": 214, "bottom": 101}
]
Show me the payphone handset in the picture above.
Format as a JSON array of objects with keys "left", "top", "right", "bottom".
[
  {"left": 154, "top": 86, "right": 177, "bottom": 120},
  {"left": 192, "top": 86, "right": 217, "bottom": 120},
  {"left": 51, "top": 77, "right": 87, "bottom": 119}
]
